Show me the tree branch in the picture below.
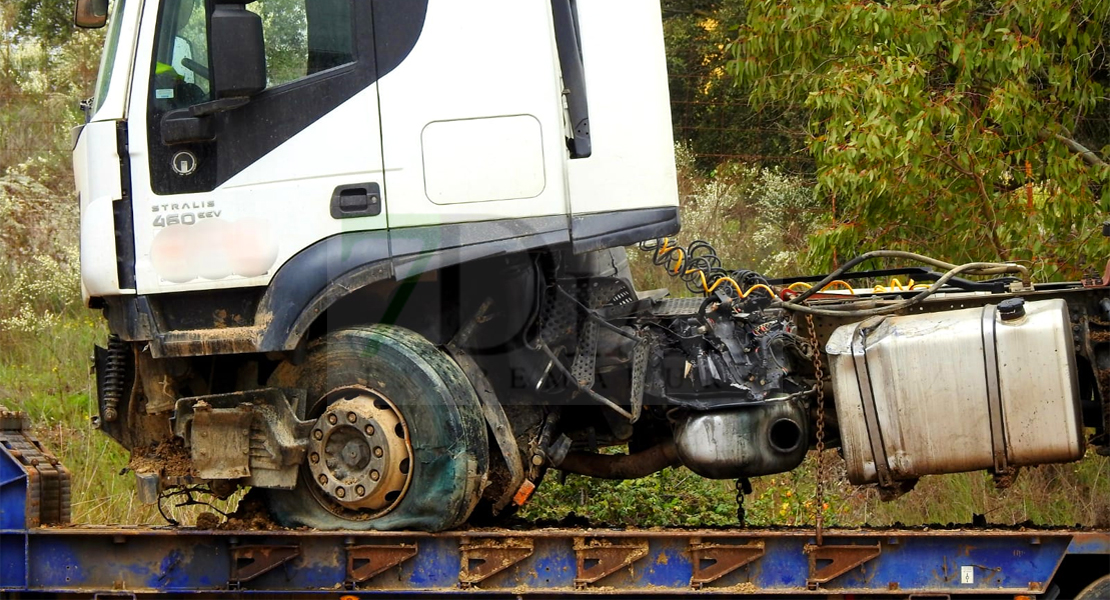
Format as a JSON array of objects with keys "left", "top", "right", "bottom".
[{"left": 1041, "top": 129, "right": 1109, "bottom": 168}]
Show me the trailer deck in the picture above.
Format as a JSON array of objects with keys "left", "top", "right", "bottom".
[
  {"left": 2, "top": 525, "right": 1108, "bottom": 597},
  {"left": 3, "top": 408, "right": 1108, "bottom": 598}
]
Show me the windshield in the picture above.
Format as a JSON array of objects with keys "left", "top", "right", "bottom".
[{"left": 91, "top": 0, "right": 127, "bottom": 115}]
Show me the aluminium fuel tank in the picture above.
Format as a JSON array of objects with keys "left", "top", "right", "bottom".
[{"left": 825, "top": 298, "right": 1085, "bottom": 486}]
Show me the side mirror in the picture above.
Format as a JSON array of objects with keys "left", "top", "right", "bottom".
[
  {"left": 210, "top": 2, "right": 266, "bottom": 98},
  {"left": 74, "top": 0, "right": 109, "bottom": 28}
]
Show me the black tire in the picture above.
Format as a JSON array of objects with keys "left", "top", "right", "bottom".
[
  {"left": 264, "top": 325, "right": 488, "bottom": 532},
  {"left": 1077, "top": 575, "right": 1110, "bottom": 600}
]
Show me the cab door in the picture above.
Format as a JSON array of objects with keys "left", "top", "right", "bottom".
[
  {"left": 376, "top": 0, "right": 571, "bottom": 240},
  {"left": 126, "top": 0, "right": 388, "bottom": 293}
]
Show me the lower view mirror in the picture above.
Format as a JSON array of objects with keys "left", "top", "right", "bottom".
[{"left": 74, "top": 0, "right": 109, "bottom": 28}]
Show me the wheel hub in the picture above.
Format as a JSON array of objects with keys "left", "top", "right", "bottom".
[{"left": 306, "top": 388, "right": 411, "bottom": 512}]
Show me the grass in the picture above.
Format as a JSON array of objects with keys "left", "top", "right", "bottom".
[
  {"left": 521, "top": 451, "right": 1110, "bottom": 529},
  {"left": 2, "top": 316, "right": 237, "bottom": 526}
]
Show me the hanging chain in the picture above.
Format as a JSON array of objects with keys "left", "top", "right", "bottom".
[
  {"left": 735, "top": 477, "right": 752, "bottom": 525},
  {"left": 805, "top": 313, "right": 828, "bottom": 546}
]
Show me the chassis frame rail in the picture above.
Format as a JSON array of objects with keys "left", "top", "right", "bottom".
[{"left": 1, "top": 526, "right": 1107, "bottom": 597}]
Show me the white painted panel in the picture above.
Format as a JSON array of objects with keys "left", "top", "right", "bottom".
[
  {"left": 75, "top": 120, "right": 127, "bottom": 299},
  {"left": 422, "top": 116, "right": 545, "bottom": 205},
  {"left": 378, "top": 0, "right": 569, "bottom": 229},
  {"left": 566, "top": 0, "right": 679, "bottom": 217},
  {"left": 89, "top": 0, "right": 143, "bottom": 122},
  {"left": 220, "top": 88, "right": 383, "bottom": 189},
  {"left": 125, "top": 0, "right": 386, "bottom": 294}
]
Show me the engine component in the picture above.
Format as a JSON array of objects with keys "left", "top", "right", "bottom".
[
  {"left": 652, "top": 296, "right": 810, "bottom": 410},
  {"left": 556, "top": 440, "right": 680, "bottom": 480},
  {"left": 172, "top": 388, "right": 310, "bottom": 489},
  {"left": 100, "top": 334, "right": 129, "bottom": 422},
  {"left": 673, "top": 396, "right": 809, "bottom": 479},
  {"left": 826, "top": 298, "right": 1085, "bottom": 488}
]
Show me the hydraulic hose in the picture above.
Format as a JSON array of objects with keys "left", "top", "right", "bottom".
[
  {"left": 773, "top": 261, "right": 1026, "bottom": 318},
  {"left": 786, "top": 250, "right": 1030, "bottom": 304}
]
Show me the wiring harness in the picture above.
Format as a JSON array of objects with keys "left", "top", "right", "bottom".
[{"left": 639, "top": 239, "right": 1032, "bottom": 318}]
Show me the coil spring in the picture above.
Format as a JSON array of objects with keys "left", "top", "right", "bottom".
[
  {"left": 638, "top": 238, "right": 773, "bottom": 301},
  {"left": 102, "top": 335, "right": 128, "bottom": 422}
]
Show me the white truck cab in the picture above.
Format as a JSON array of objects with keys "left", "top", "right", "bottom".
[
  {"left": 76, "top": 0, "right": 678, "bottom": 358},
  {"left": 75, "top": 0, "right": 689, "bottom": 532}
]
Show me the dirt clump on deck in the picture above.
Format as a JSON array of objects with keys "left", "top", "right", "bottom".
[
  {"left": 218, "top": 490, "right": 281, "bottom": 531},
  {"left": 129, "top": 438, "right": 196, "bottom": 477}
]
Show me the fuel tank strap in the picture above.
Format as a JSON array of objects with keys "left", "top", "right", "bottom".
[
  {"left": 850, "top": 321, "right": 894, "bottom": 488},
  {"left": 981, "top": 304, "right": 1010, "bottom": 476}
]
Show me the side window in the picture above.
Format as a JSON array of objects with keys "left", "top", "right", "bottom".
[
  {"left": 150, "top": 0, "right": 211, "bottom": 109},
  {"left": 248, "top": 0, "right": 353, "bottom": 89},
  {"left": 146, "top": 0, "right": 361, "bottom": 196}
]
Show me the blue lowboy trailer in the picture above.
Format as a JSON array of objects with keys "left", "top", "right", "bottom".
[{"left": 3, "top": 409, "right": 1108, "bottom": 598}]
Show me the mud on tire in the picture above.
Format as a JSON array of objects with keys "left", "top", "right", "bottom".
[{"left": 264, "top": 325, "right": 488, "bottom": 532}]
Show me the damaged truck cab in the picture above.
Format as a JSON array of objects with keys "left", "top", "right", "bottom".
[{"left": 74, "top": 0, "right": 1109, "bottom": 533}]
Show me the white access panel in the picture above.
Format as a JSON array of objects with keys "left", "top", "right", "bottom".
[
  {"left": 566, "top": 0, "right": 679, "bottom": 217},
  {"left": 377, "top": 1, "right": 569, "bottom": 229}
]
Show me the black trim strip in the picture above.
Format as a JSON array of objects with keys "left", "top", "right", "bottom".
[
  {"left": 258, "top": 216, "right": 571, "bottom": 352},
  {"left": 981, "top": 304, "right": 1010, "bottom": 475},
  {"left": 570, "top": 206, "right": 679, "bottom": 254},
  {"left": 551, "top": 0, "right": 590, "bottom": 158},
  {"left": 113, "top": 122, "right": 136, "bottom": 289},
  {"left": 256, "top": 230, "right": 392, "bottom": 351},
  {"left": 851, "top": 320, "right": 894, "bottom": 488}
]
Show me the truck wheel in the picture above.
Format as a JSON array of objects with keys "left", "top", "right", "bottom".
[
  {"left": 1076, "top": 575, "right": 1110, "bottom": 600},
  {"left": 264, "top": 325, "right": 488, "bottom": 532}
]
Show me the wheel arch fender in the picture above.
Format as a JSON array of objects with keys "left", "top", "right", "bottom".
[
  {"left": 255, "top": 219, "right": 573, "bottom": 353},
  {"left": 255, "top": 230, "right": 393, "bottom": 353}
]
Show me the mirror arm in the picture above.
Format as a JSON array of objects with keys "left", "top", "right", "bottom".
[
  {"left": 161, "top": 97, "right": 249, "bottom": 146},
  {"left": 189, "top": 97, "right": 248, "bottom": 117}
]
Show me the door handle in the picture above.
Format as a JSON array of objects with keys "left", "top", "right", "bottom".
[{"left": 331, "top": 183, "right": 381, "bottom": 219}]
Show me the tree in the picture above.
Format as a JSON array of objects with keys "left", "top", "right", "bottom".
[
  {"left": 731, "top": 0, "right": 1110, "bottom": 279},
  {"left": 11, "top": 0, "right": 76, "bottom": 45},
  {"left": 662, "top": 0, "right": 811, "bottom": 172}
]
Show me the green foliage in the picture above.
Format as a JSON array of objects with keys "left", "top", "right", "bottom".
[
  {"left": 521, "top": 451, "right": 1109, "bottom": 528},
  {"left": 247, "top": 0, "right": 309, "bottom": 87},
  {"left": 11, "top": 0, "right": 74, "bottom": 45},
  {"left": 732, "top": 0, "right": 1110, "bottom": 278},
  {"left": 520, "top": 467, "right": 739, "bottom": 527},
  {"left": 662, "top": 0, "right": 810, "bottom": 171},
  {"left": 628, "top": 144, "right": 819, "bottom": 293}
]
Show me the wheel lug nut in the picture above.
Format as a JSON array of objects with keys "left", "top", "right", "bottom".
[
  {"left": 310, "top": 452, "right": 320, "bottom": 464},
  {"left": 313, "top": 429, "right": 323, "bottom": 441},
  {"left": 347, "top": 412, "right": 358, "bottom": 423},
  {"left": 336, "top": 486, "right": 346, "bottom": 498},
  {"left": 356, "top": 485, "right": 366, "bottom": 496},
  {"left": 327, "top": 413, "right": 338, "bottom": 425},
  {"left": 370, "top": 470, "right": 380, "bottom": 481},
  {"left": 373, "top": 447, "right": 383, "bottom": 458},
  {"left": 318, "top": 474, "right": 328, "bottom": 485},
  {"left": 365, "top": 424, "right": 375, "bottom": 436}
]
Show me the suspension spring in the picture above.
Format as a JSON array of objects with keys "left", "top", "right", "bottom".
[{"left": 102, "top": 335, "right": 128, "bottom": 422}]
